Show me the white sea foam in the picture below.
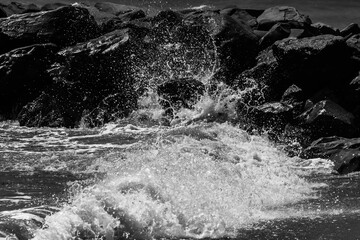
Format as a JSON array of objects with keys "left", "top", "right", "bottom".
[{"left": 32, "top": 123, "right": 319, "bottom": 239}]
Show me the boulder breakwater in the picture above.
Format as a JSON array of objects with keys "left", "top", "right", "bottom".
[{"left": 0, "top": 2, "right": 360, "bottom": 175}]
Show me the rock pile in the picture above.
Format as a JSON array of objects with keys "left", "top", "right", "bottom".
[{"left": 0, "top": 2, "right": 359, "bottom": 174}]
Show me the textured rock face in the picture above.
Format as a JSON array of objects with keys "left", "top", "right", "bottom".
[
  {"left": 0, "top": 44, "right": 59, "bottom": 119},
  {"left": 19, "top": 28, "right": 142, "bottom": 127},
  {"left": 0, "top": 6, "right": 100, "bottom": 54},
  {"left": 257, "top": 6, "right": 312, "bottom": 30},
  {"left": 305, "top": 137, "right": 360, "bottom": 175}
]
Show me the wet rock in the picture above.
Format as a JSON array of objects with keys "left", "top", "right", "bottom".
[
  {"left": 18, "top": 93, "right": 65, "bottom": 127},
  {"left": 257, "top": 6, "right": 312, "bottom": 31},
  {"left": 40, "top": 3, "right": 69, "bottom": 11},
  {"left": 220, "top": 7, "right": 258, "bottom": 28},
  {"left": 0, "top": 2, "right": 40, "bottom": 17},
  {"left": 248, "top": 101, "right": 295, "bottom": 130},
  {"left": 297, "top": 100, "right": 358, "bottom": 139},
  {"left": 0, "top": 44, "right": 58, "bottom": 119},
  {"left": 0, "top": 6, "right": 100, "bottom": 54},
  {"left": 19, "top": 28, "right": 145, "bottom": 127},
  {"left": 304, "top": 137, "right": 360, "bottom": 174},
  {"left": 72, "top": 3, "right": 116, "bottom": 25},
  {"left": 183, "top": 9, "right": 259, "bottom": 85},
  {"left": 259, "top": 23, "right": 291, "bottom": 48},
  {"left": 118, "top": 9, "right": 146, "bottom": 22},
  {"left": 310, "top": 22, "right": 340, "bottom": 36},
  {"left": 272, "top": 35, "right": 359, "bottom": 95},
  {"left": 157, "top": 78, "right": 205, "bottom": 116},
  {"left": 94, "top": 2, "right": 140, "bottom": 16},
  {"left": 341, "top": 23, "right": 360, "bottom": 37},
  {"left": 281, "top": 84, "right": 304, "bottom": 104}
]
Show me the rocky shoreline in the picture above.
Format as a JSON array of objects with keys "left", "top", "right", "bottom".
[{"left": 0, "top": 2, "right": 359, "bottom": 174}]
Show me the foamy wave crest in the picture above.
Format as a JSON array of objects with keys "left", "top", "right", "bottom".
[{"left": 33, "top": 123, "right": 317, "bottom": 239}]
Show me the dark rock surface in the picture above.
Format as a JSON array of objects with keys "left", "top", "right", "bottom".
[
  {"left": 305, "top": 137, "right": 360, "bottom": 174},
  {"left": 0, "top": 3, "right": 359, "bottom": 173},
  {"left": 0, "top": 2, "right": 40, "bottom": 17},
  {"left": 0, "top": 44, "right": 59, "bottom": 119},
  {"left": 0, "top": 6, "right": 100, "bottom": 54},
  {"left": 257, "top": 6, "right": 312, "bottom": 31},
  {"left": 19, "top": 28, "right": 142, "bottom": 127}
]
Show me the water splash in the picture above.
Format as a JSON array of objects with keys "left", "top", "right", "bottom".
[{"left": 32, "top": 123, "right": 318, "bottom": 239}]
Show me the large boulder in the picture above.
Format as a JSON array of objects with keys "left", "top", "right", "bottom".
[
  {"left": 0, "top": 6, "right": 100, "bottom": 54},
  {"left": 220, "top": 6, "right": 259, "bottom": 28},
  {"left": 183, "top": 9, "right": 260, "bottom": 85},
  {"left": 257, "top": 6, "right": 312, "bottom": 31},
  {"left": 259, "top": 23, "right": 291, "bottom": 49},
  {"left": 0, "top": 44, "right": 59, "bottom": 119},
  {"left": 272, "top": 35, "right": 359, "bottom": 96},
  {"left": 297, "top": 100, "right": 358, "bottom": 139},
  {"left": 19, "top": 28, "right": 146, "bottom": 127},
  {"left": 0, "top": 2, "right": 40, "bottom": 17},
  {"left": 305, "top": 137, "right": 360, "bottom": 174},
  {"left": 94, "top": 2, "right": 140, "bottom": 16}
]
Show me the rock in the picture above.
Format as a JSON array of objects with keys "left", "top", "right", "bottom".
[
  {"left": 248, "top": 101, "right": 295, "bottom": 130},
  {"left": 19, "top": 28, "right": 145, "bottom": 127},
  {"left": 281, "top": 84, "right": 304, "bottom": 104},
  {"left": 157, "top": 78, "right": 205, "bottom": 116},
  {"left": 0, "top": 44, "right": 59, "bottom": 119},
  {"left": 259, "top": 23, "right": 291, "bottom": 48},
  {"left": 304, "top": 137, "right": 360, "bottom": 174},
  {"left": 94, "top": 2, "right": 140, "bottom": 16},
  {"left": 297, "top": 100, "right": 358, "bottom": 139},
  {"left": 183, "top": 10, "right": 259, "bottom": 85},
  {"left": 257, "top": 6, "right": 312, "bottom": 31},
  {"left": 118, "top": 9, "right": 146, "bottom": 22},
  {"left": 72, "top": 3, "right": 116, "bottom": 25},
  {"left": 0, "top": 2, "right": 40, "bottom": 17},
  {"left": 310, "top": 22, "right": 340, "bottom": 36},
  {"left": 41, "top": 3, "right": 69, "bottom": 11},
  {"left": 341, "top": 23, "right": 360, "bottom": 37},
  {"left": 0, "top": 6, "right": 100, "bottom": 54},
  {"left": 220, "top": 7, "right": 258, "bottom": 28},
  {"left": 18, "top": 93, "right": 65, "bottom": 127},
  {"left": 272, "top": 35, "right": 359, "bottom": 95}
]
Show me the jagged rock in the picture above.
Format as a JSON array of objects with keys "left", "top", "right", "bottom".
[
  {"left": 281, "top": 84, "right": 304, "bottom": 104},
  {"left": 248, "top": 101, "right": 295, "bottom": 130},
  {"left": 220, "top": 7, "right": 258, "bottom": 28},
  {"left": 118, "top": 9, "right": 146, "bottom": 22},
  {"left": 304, "top": 137, "right": 360, "bottom": 174},
  {"left": 341, "top": 23, "right": 360, "bottom": 37},
  {"left": 0, "top": 44, "right": 58, "bottom": 119},
  {"left": 72, "top": 3, "right": 116, "bottom": 25},
  {"left": 19, "top": 28, "right": 146, "bottom": 127},
  {"left": 297, "top": 100, "right": 358, "bottom": 139},
  {"left": 259, "top": 23, "right": 291, "bottom": 48},
  {"left": 272, "top": 35, "right": 359, "bottom": 95},
  {"left": 0, "top": 6, "right": 100, "bottom": 54},
  {"left": 183, "top": 9, "right": 259, "bottom": 85},
  {"left": 41, "top": 3, "right": 69, "bottom": 11},
  {"left": 0, "top": 2, "right": 40, "bottom": 17},
  {"left": 310, "top": 22, "right": 340, "bottom": 36},
  {"left": 94, "top": 2, "right": 140, "bottom": 16},
  {"left": 157, "top": 78, "right": 205, "bottom": 116},
  {"left": 257, "top": 6, "right": 312, "bottom": 31}
]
